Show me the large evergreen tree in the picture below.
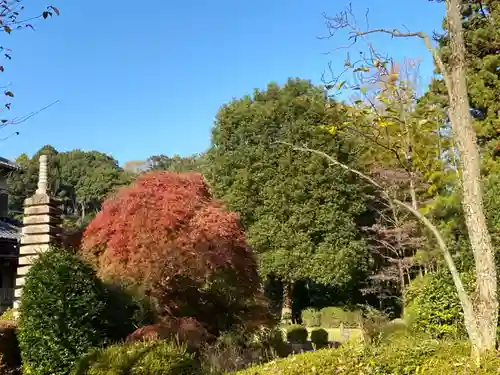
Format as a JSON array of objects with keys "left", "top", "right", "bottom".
[
  {"left": 206, "top": 78, "right": 376, "bottom": 315},
  {"left": 424, "top": 0, "right": 500, "bottom": 170}
]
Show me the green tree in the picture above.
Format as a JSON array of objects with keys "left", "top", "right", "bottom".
[
  {"left": 425, "top": 0, "right": 500, "bottom": 171},
  {"left": 56, "top": 149, "right": 132, "bottom": 219},
  {"left": 8, "top": 146, "right": 130, "bottom": 223},
  {"left": 206, "top": 78, "right": 376, "bottom": 318},
  {"left": 147, "top": 153, "right": 207, "bottom": 173}
]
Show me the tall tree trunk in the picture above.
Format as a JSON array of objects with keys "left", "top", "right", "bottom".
[
  {"left": 281, "top": 280, "right": 293, "bottom": 323},
  {"left": 398, "top": 260, "right": 406, "bottom": 316},
  {"left": 445, "top": 0, "right": 498, "bottom": 354}
]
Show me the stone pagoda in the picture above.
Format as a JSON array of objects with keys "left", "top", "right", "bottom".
[{"left": 13, "top": 155, "right": 62, "bottom": 316}]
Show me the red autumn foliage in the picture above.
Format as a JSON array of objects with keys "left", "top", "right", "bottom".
[{"left": 81, "top": 171, "right": 268, "bottom": 335}]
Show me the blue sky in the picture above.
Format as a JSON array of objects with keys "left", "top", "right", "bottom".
[{"left": 1, "top": 0, "right": 445, "bottom": 165}]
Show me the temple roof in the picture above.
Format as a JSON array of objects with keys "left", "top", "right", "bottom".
[
  {"left": 0, "top": 157, "right": 19, "bottom": 171},
  {"left": 0, "top": 218, "right": 21, "bottom": 241}
]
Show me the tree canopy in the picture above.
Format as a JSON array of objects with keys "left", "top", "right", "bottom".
[
  {"left": 81, "top": 171, "right": 267, "bottom": 335},
  {"left": 205, "top": 78, "right": 376, "bottom": 289}
]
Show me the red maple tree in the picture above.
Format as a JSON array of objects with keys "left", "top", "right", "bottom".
[{"left": 82, "top": 171, "right": 268, "bottom": 335}]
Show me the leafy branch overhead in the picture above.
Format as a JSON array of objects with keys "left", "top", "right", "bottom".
[{"left": 0, "top": 1, "right": 59, "bottom": 131}]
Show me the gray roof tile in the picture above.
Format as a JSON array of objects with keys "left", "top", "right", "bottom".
[{"left": 0, "top": 218, "right": 21, "bottom": 240}]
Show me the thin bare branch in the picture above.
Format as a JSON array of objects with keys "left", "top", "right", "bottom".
[{"left": 277, "top": 140, "right": 474, "bottom": 324}]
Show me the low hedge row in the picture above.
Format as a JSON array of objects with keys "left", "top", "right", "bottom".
[
  {"left": 233, "top": 337, "right": 500, "bottom": 374},
  {"left": 301, "top": 307, "right": 360, "bottom": 328}
]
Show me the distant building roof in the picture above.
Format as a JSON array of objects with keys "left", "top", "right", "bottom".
[
  {"left": 0, "top": 218, "right": 21, "bottom": 241},
  {"left": 0, "top": 157, "right": 19, "bottom": 171}
]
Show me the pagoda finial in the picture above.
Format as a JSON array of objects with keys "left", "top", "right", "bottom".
[{"left": 36, "top": 154, "right": 49, "bottom": 194}]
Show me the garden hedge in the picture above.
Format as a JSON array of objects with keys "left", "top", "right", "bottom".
[
  {"left": 234, "top": 337, "right": 500, "bottom": 374},
  {"left": 285, "top": 325, "right": 308, "bottom": 344}
]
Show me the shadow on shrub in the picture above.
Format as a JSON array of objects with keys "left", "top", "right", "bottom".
[
  {"left": 310, "top": 328, "right": 329, "bottom": 349},
  {"left": 286, "top": 325, "right": 308, "bottom": 344},
  {"left": 200, "top": 326, "right": 290, "bottom": 374},
  {"left": 0, "top": 320, "right": 20, "bottom": 375}
]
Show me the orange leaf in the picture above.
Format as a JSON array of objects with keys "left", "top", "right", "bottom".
[
  {"left": 3, "top": 26, "right": 11, "bottom": 34},
  {"left": 4, "top": 91, "right": 14, "bottom": 98}
]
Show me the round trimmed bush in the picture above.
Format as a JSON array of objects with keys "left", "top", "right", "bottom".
[
  {"left": 310, "top": 328, "right": 329, "bottom": 349},
  {"left": 17, "top": 247, "right": 136, "bottom": 375},
  {"left": 72, "top": 340, "right": 201, "bottom": 375},
  {"left": 286, "top": 325, "right": 308, "bottom": 344}
]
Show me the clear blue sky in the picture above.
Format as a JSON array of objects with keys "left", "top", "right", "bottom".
[{"left": 1, "top": 0, "right": 445, "bottom": 165}]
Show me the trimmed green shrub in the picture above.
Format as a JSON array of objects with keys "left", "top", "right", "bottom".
[
  {"left": 234, "top": 336, "right": 500, "bottom": 375},
  {"left": 285, "top": 325, "right": 308, "bottom": 344},
  {"left": 72, "top": 340, "right": 201, "bottom": 375},
  {"left": 17, "top": 248, "right": 138, "bottom": 375},
  {"left": 309, "top": 328, "right": 328, "bottom": 349},
  {"left": 319, "top": 307, "right": 360, "bottom": 328},
  {"left": 404, "top": 269, "right": 474, "bottom": 338},
  {"left": 301, "top": 308, "right": 320, "bottom": 327}
]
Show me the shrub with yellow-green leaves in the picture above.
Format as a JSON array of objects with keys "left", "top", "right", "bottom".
[
  {"left": 404, "top": 269, "right": 474, "bottom": 338},
  {"left": 72, "top": 340, "right": 201, "bottom": 375},
  {"left": 233, "top": 336, "right": 500, "bottom": 375}
]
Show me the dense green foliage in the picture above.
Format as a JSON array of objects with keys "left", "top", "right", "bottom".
[
  {"left": 72, "top": 341, "right": 201, "bottom": 375},
  {"left": 426, "top": 0, "right": 500, "bottom": 169},
  {"left": 148, "top": 154, "right": 206, "bottom": 173},
  {"left": 234, "top": 337, "right": 500, "bottom": 374},
  {"left": 309, "top": 328, "right": 329, "bottom": 349},
  {"left": 17, "top": 248, "right": 139, "bottom": 375},
  {"left": 302, "top": 307, "right": 361, "bottom": 328},
  {"left": 404, "top": 270, "right": 474, "bottom": 338},
  {"left": 206, "top": 78, "right": 374, "bottom": 291},
  {"left": 285, "top": 325, "right": 308, "bottom": 344}
]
